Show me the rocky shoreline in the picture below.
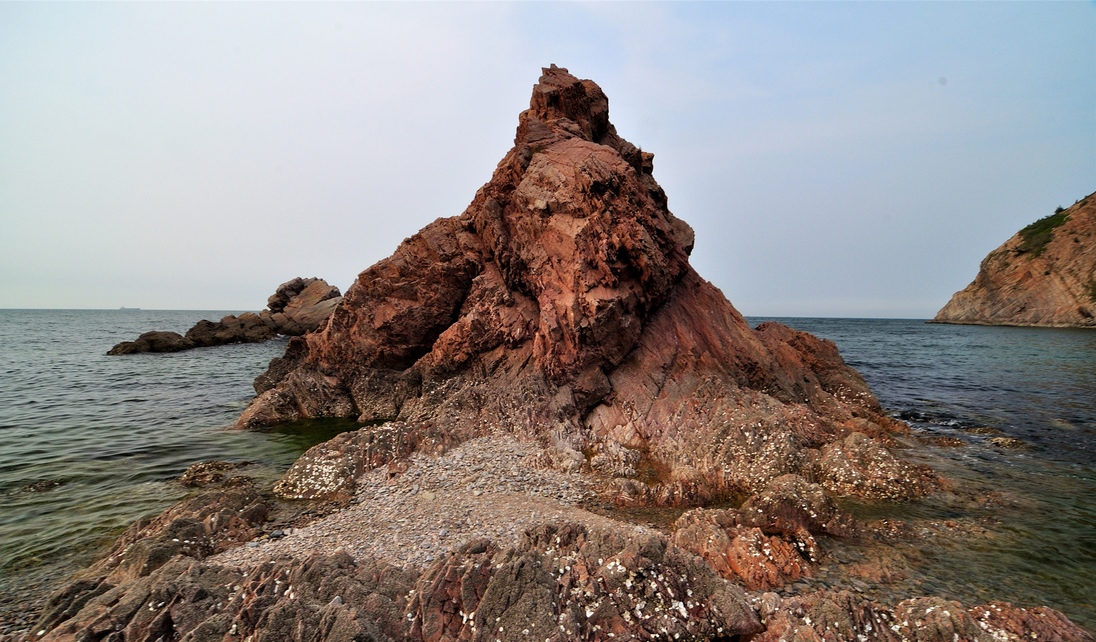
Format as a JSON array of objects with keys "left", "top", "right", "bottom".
[
  {"left": 8, "top": 66, "right": 1091, "bottom": 640},
  {"left": 4, "top": 431, "right": 1091, "bottom": 641}
]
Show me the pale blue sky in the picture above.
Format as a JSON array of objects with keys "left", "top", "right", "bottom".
[{"left": 1, "top": 2, "right": 1092, "bottom": 317}]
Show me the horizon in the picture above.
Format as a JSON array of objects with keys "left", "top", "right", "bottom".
[{"left": 2, "top": 3, "right": 1093, "bottom": 317}]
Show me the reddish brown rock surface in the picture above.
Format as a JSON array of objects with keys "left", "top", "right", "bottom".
[
  {"left": 238, "top": 65, "right": 926, "bottom": 510},
  {"left": 934, "top": 193, "right": 1096, "bottom": 328},
  {"left": 751, "top": 591, "right": 1093, "bottom": 642},
  {"left": 107, "top": 277, "right": 341, "bottom": 354}
]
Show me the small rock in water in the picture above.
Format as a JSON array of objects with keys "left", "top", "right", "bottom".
[
  {"left": 18, "top": 479, "right": 61, "bottom": 493},
  {"left": 988, "top": 436, "right": 1030, "bottom": 449}
]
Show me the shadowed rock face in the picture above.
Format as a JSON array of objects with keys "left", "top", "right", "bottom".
[
  {"left": 933, "top": 192, "right": 1096, "bottom": 328},
  {"left": 107, "top": 277, "right": 341, "bottom": 355},
  {"left": 240, "top": 65, "right": 934, "bottom": 505}
]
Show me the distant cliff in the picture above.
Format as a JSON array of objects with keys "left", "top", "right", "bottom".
[{"left": 933, "top": 192, "right": 1096, "bottom": 328}]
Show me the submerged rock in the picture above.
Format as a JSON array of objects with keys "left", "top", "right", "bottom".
[
  {"left": 106, "top": 277, "right": 341, "bottom": 354},
  {"left": 751, "top": 590, "right": 1094, "bottom": 642}
]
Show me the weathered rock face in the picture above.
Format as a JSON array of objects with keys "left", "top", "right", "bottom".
[
  {"left": 239, "top": 65, "right": 928, "bottom": 507},
  {"left": 107, "top": 277, "right": 341, "bottom": 354},
  {"left": 933, "top": 192, "right": 1096, "bottom": 328},
  {"left": 750, "top": 590, "right": 1094, "bottom": 642},
  {"left": 407, "top": 523, "right": 762, "bottom": 641}
]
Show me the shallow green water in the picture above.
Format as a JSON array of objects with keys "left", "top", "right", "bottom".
[{"left": 0, "top": 310, "right": 351, "bottom": 608}]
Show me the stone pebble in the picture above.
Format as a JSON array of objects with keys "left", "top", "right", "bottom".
[{"left": 212, "top": 436, "right": 651, "bottom": 571}]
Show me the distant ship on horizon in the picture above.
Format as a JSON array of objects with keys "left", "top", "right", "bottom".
[{"left": 118, "top": 307, "right": 140, "bottom": 311}]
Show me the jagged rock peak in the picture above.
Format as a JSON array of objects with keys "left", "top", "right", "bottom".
[
  {"left": 528, "top": 64, "right": 612, "bottom": 144},
  {"left": 107, "top": 277, "right": 342, "bottom": 355},
  {"left": 237, "top": 66, "right": 928, "bottom": 510}
]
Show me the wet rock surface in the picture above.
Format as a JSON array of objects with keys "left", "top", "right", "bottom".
[{"left": 106, "top": 277, "right": 341, "bottom": 354}]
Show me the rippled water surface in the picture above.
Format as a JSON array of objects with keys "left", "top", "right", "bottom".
[
  {"left": 1, "top": 312, "right": 1094, "bottom": 631},
  {"left": 751, "top": 318, "right": 1096, "bottom": 630},
  {"left": 0, "top": 310, "right": 343, "bottom": 606}
]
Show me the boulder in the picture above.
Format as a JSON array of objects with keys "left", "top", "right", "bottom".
[
  {"left": 738, "top": 473, "right": 854, "bottom": 537},
  {"left": 671, "top": 508, "right": 813, "bottom": 591},
  {"left": 106, "top": 330, "right": 192, "bottom": 355},
  {"left": 817, "top": 432, "right": 937, "bottom": 501}
]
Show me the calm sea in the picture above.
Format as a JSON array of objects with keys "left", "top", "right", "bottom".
[
  {"left": 0, "top": 311, "right": 1093, "bottom": 629},
  {"left": 0, "top": 309, "right": 351, "bottom": 623}
]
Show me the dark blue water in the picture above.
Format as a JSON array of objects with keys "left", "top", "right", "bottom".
[{"left": 0, "top": 312, "right": 1093, "bottom": 629}]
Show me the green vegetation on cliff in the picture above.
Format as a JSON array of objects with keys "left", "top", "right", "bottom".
[{"left": 1018, "top": 207, "right": 1069, "bottom": 257}]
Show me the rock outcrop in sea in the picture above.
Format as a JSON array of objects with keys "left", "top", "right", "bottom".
[
  {"left": 933, "top": 192, "right": 1096, "bottom": 328},
  {"left": 236, "top": 65, "right": 932, "bottom": 507},
  {"left": 10, "top": 67, "right": 1092, "bottom": 642},
  {"left": 107, "top": 277, "right": 341, "bottom": 355}
]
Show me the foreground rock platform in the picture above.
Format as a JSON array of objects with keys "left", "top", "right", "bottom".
[
  {"left": 933, "top": 192, "right": 1096, "bottom": 328},
  {"left": 107, "top": 277, "right": 341, "bottom": 355},
  {"left": 12, "top": 67, "right": 1091, "bottom": 641},
  {"left": 5, "top": 435, "right": 1090, "bottom": 642}
]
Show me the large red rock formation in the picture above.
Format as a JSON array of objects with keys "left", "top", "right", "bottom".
[
  {"left": 240, "top": 65, "right": 931, "bottom": 505},
  {"left": 933, "top": 192, "right": 1096, "bottom": 328}
]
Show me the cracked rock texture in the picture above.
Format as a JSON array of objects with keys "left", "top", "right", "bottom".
[{"left": 934, "top": 192, "right": 1096, "bottom": 328}]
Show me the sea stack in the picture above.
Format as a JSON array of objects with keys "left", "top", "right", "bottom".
[
  {"left": 933, "top": 192, "right": 1096, "bottom": 328},
  {"left": 237, "top": 64, "right": 929, "bottom": 506}
]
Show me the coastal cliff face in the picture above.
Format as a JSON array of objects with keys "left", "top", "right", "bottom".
[
  {"left": 237, "top": 65, "right": 927, "bottom": 506},
  {"left": 933, "top": 193, "right": 1096, "bottom": 328}
]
